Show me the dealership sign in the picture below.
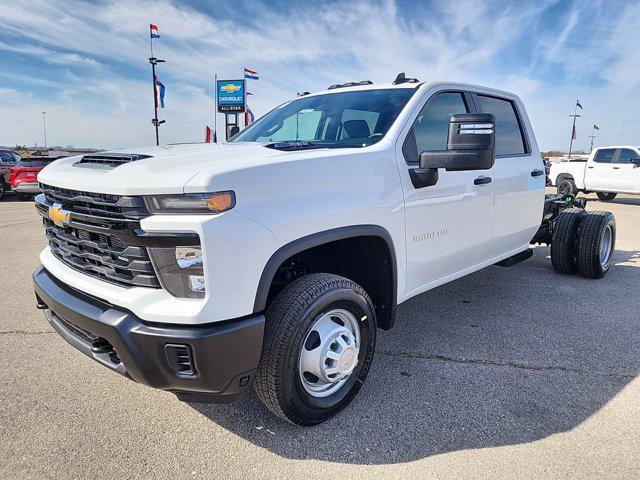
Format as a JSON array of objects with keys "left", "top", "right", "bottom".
[{"left": 217, "top": 79, "right": 246, "bottom": 113}]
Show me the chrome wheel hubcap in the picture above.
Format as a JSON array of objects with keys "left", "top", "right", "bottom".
[
  {"left": 298, "top": 309, "right": 360, "bottom": 398},
  {"left": 600, "top": 225, "right": 613, "bottom": 268}
]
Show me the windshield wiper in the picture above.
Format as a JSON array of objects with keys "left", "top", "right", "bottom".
[
  {"left": 264, "top": 140, "right": 363, "bottom": 151},
  {"left": 264, "top": 141, "right": 336, "bottom": 151}
]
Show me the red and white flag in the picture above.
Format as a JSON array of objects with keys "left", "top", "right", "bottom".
[{"left": 205, "top": 126, "right": 217, "bottom": 143}]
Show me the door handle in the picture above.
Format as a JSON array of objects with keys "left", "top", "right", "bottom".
[
  {"left": 530, "top": 169, "right": 544, "bottom": 177},
  {"left": 613, "top": 166, "right": 620, "bottom": 169},
  {"left": 587, "top": 166, "right": 594, "bottom": 169},
  {"left": 474, "top": 176, "right": 492, "bottom": 185}
]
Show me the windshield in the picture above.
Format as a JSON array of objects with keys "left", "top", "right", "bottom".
[{"left": 232, "top": 88, "right": 415, "bottom": 148}]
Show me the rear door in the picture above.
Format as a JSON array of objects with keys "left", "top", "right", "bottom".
[
  {"left": 586, "top": 148, "right": 615, "bottom": 191},
  {"left": 472, "top": 93, "right": 545, "bottom": 256},
  {"left": 396, "top": 89, "right": 495, "bottom": 295},
  {"left": 610, "top": 148, "right": 640, "bottom": 193}
]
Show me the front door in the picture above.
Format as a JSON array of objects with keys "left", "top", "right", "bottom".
[
  {"left": 610, "top": 148, "right": 640, "bottom": 194},
  {"left": 396, "top": 90, "right": 495, "bottom": 296}
]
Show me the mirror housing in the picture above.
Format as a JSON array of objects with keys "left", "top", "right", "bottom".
[{"left": 419, "top": 113, "right": 496, "bottom": 171}]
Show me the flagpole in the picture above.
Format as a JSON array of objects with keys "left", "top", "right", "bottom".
[
  {"left": 151, "top": 61, "right": 159, "bottom": 146},
  {"left": 588, "top": 125, "right": 596, "bottom": 153},
  {"left": 148, "top": 24, "right": 165, "bottom": 146},
  {"left": 568, "top": 102, "right": 580, "bottom": 159},
  {"left": 214, "top": 73, "right": 218, "bottom": 142}
]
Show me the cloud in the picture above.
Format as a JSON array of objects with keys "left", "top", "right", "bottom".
[
  {"left": 0, "top": 41, "right": 99, "bottom": 66},
  {"left": 0, "top": 0, "right": 638, "bottom": 149}
]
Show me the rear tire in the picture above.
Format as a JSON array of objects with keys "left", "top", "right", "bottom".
[
  {"left": 255, "top": 273, "right": 376, "bottom": 425},
  {"left": 557, "top": 178, "right": 577, "bottom": 196},
  {"left": 596, "top": 192, "right": 617, "bottom": 202},
  {"left": 18, "top": 193, "right": 33, "bottom": 201},
  {"left": 551, "top": 208, "right": 587, "bottom": 274},
  {"left": 576, "top": 211, "right": 616, "bottom": 279},
  {"left": 0, "top": 181, "right": 5, "bottom": 200}
]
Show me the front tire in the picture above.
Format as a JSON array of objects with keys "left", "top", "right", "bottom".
[
  {"left": 255, "top": 273, "right": 376, "bottom": 425},
  {"left": 557, "top": 178, "right": 577, "bottom": 196},
  {"left": 596, "top": 192, "right": 617, "bottom": 202},
  {"left": 0, "top": 181, "right": 5, "bottom": 200}
]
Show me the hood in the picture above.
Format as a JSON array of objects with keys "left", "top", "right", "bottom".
[{"left": 37, "top": 142, "right": 293, "bottom": 195}]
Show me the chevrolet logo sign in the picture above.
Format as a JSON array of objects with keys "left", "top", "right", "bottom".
[
  {"left": 220, "top": 83, "right": 241, "bottom": 94},
  {"left": 48, "top": 203, "right": 71, "bottom": 227}
]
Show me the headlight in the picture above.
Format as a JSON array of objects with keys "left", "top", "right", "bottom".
[
  {"left": 148, "top": 246, "right": 206, "bottom": 299},
  {"left": 145, "top": 191, "right": 235, "bottom": 214}
]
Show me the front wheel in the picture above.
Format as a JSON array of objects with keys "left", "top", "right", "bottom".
[
  {"left": 255, "top": 273, "right": 376, "bottom": 425},
  {"left": 0, "top": 181, "right": 5, "bottom": 200},
  {"left": 557, "top": 178, "right": 577, "bottom": 196}
]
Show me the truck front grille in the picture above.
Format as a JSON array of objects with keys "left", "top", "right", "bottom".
[
  {"left": 38, "top": 185, "right": 160, "bottom": 289},
  {"left": 44, "top": 218, "right": 160, "bottom": 288},
  {"left": 40, "top": 183, "right": 148, "bottom": 220}
]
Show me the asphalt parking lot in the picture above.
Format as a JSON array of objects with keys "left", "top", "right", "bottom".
[{"left": 1, "top": 192, "right": 639, "bottom": 479}]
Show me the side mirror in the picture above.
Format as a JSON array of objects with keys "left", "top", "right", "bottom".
[
  {"left": 420, "top": 113, "right": 495, "bottom": 171},
  {"left": 630, "top": 158, "right": 640, "bottom": 167},
  {"left": 410, "top": 114, "right": 495, "bottom": 189}
]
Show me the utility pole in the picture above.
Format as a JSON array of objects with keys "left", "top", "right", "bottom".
[{"left": 42, "top": 112, "right": 48, "bottom": 150}]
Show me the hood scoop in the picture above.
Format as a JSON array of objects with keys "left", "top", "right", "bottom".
[{"left": 74, "top": 153, "right": 153, "bottom": 169}]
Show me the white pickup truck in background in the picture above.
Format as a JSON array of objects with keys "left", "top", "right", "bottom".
[{"left": 549, "top": 146, "right": 640, "bottom": 201}]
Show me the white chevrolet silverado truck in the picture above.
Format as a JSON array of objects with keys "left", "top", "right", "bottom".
[
  {"left": 33, "top": 77, "right": 616, "bottom": 425},
  {"left": 550, "top": 146, "right": 640, "bottom": 201}
]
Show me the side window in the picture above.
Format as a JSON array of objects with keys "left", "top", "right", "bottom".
[
  {"left": 594, "top": 149, "right": 615, "bottom": 163},
  {"left": 403, "top": 92, "right": 468, "bottom": 163},
  {"left": 476, "top": 95, "right": 526, "bottom": 156},
  {"left": 615, "top": 148, "right": 640, "bottom": 163}
]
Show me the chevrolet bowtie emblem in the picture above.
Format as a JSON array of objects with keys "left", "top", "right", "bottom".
[
  {"left": 48, "top": 203, "right": 71, "bottom": 227},
  {"left": 220, "top": 83, "right": 241, "bottom": 93}
]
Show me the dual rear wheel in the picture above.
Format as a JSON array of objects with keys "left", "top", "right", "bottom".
[{"left": 551, "top": 209, "right": 616, "bottom": 279}]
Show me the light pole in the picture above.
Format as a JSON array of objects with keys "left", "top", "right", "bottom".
[{"left": 42, "top": 112, "right": 48, "bottom": 150}]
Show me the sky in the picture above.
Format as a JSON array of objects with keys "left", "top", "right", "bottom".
[{"left": 0, "top": 0, "right": 638, "bottom": 151}]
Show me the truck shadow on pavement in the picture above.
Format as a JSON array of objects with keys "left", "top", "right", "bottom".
[{"left": 190, "top": 248, "right": 640, "bottom": 464}]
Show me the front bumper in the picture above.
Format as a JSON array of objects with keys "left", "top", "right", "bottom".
[
  {"left": 33, "top": 265, "right": 265, "bottom": 403},
  {"left": 12, "top": 182, "right": 40, "bottom": 193}
]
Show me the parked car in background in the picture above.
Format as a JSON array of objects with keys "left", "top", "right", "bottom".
[
  {"left": 0, "top": 149, "right": 21, "bottom": 199},
  {"left": 549, "top": 146, "right": 640, "bottom": 201},
  {"left": 10, "top": 151, "right": 70, "bottom": 200}
]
